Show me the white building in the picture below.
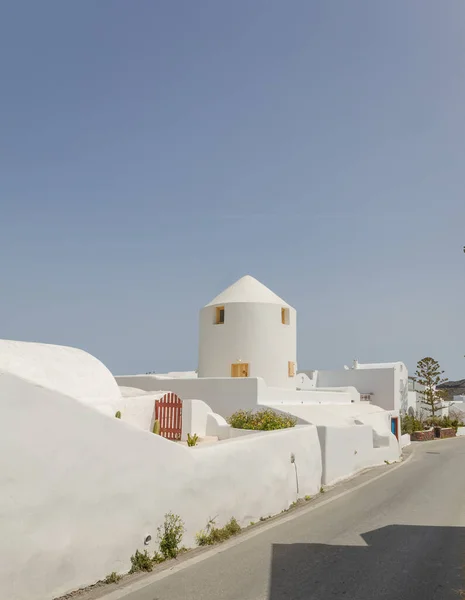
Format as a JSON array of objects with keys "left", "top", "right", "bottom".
[
  {"left": 451, "top": 395, "right": 465, "bottom": 420},
  {"left": 301, "top": 360, "right": 409, "bottom": 414},
  {"left": 198, "top": 275, "right": 297, "bottom": 388},
  {"left": 0, "top": 275, "right": 405, "bottom": 600},
  {"left": 0, "top": 338, "right": 322, "bottom": 600},
  {"left": 118, "top": 275, "right": 402, "bottom": 481}
]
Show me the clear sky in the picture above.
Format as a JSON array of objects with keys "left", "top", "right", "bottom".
[{"left": 1, "top": 1, "right": 464, "bottom": 379}]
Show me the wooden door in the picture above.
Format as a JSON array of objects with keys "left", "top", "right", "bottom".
[
  {"left": 155, "top": 393, "right": 183, "bottom": 440},
  {"left": 231, "top": 363, "right": 249, "bottom": 377}
]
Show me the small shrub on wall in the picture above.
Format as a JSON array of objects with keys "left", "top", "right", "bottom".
[
  {"left": 158, "top": 512, "right": 185, "bottom": 559},
  {"left": 228, "top": 409, "right": 297, "bottom": 431}
]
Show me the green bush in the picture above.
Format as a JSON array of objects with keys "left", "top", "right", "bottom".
[
  {"left": 402, "top": 413, "right": 464, "bottom": 435},
  {"left": 401, "top": 415, "right": 425, "bottom": 435},
  {"left": 158, "top": 512, "right": 185, "bottom": 559},
  {"left": 196, "top": 517, "right": 242, "bottom": 546},
  {"left": 104, "top": 571, "right": 121, "bottom": 584},
  {"left": 115, "top": 411, "right": 121, "bottom": 419},
  {"left": 424, "top": 414, "right": 464, "bottom": 431},
  {"left": 228, "top": 409, "right": 297, "bottom": 431},
  {"left": 153, "top": 420, "right": 160, "bottom": 435},
  {"left": 129, "top": 550, "right": 154, "bottom": 573}
]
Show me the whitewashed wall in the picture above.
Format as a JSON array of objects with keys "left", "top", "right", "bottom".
[
  {"left": 400, "top": 433, "right": 411, "bottom": 447},
  {"left": 451, "top": 401, "right": 465, "bottom": 421},
  {"left": 115, "top": 376, "right": 358, "bottom": 421},
  {"left": 181, "top": 399, "right": 231, "bottom": 440},
  {"left": 116, "top": 375, "right": 260, "bottom": 418},
  {"left": 258, "top": 380, "right": 359, "bottom": 405},
  {"left": 407, "top": 391, "right": 419, "bottom": 415},
  {"left": 0, "top": 373, "right": 322, "bottom": 600},
  {"left": 198, "top": 302, "right": 297, "bottom": 389},
  {"left": 316, "top": 368, "right": 396, "bottom": 411},
  {"left": 266, "top": 403, "right": 400, "bottom": 485},
  {"left": 296, "top": 372, "right": 316, "bottom": 389}
]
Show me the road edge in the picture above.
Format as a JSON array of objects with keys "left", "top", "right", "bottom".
[{"left": 94, "top": 447, "right": 415, "bottom": 600}]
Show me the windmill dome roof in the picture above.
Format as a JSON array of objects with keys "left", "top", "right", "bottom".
[{"left": 205, "top": 275, "right": 291, "bottom": 307}]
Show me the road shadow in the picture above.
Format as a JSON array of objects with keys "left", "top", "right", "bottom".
[{"left": 269, "top": 525, "right": 465, "bottom": 600}]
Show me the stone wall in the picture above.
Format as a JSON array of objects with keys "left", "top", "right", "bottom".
[
  {"left": 439, "top": 427, "right": 456, "bottom": 439},
  {"left": 410, "top": 427, "right": 457, "bottom": 441},
  {"left": 410, "top": 428, "right": 435, "bottom": 442}
]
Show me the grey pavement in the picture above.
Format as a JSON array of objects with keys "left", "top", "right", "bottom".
[{"left": 97, "top": 438, "right": 465, "bottom": 600}]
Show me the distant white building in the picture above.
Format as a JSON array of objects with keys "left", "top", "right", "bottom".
[
  {"left": 300, "top": 360, "right": 409, "bottom": 414},
  {"left": 451, "top": 395, "right": 465, "bottom": 420}
]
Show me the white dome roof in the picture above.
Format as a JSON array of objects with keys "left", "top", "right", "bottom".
[
  {"left": 205, "top": 275, "right": 291, "bottom": 307},
  {"left": 0, "top": 339, "right": 121, "bottom": 406}
]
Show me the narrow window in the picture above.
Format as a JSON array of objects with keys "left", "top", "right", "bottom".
[
  {"left": 215, "top": 306, "right": 225, "bottom": 324},
  {"left": 282, "top": 307, "right": 290, "bottom": 325},
  {"left": 288, "top": 361, "right": 295, "bottom": 377}
]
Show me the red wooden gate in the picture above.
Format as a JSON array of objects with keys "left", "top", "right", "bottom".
[{"left": 155, "top": 393, "right": 183, "bottom": 440}]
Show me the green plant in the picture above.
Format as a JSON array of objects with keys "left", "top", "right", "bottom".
[
  {"left": 129, "top": 550, "right": 154, "bottom": 573},
  {"left": 249, "top": 521, "right": 256, "bottom": 526},
  {"left": 196, "top": 517, "right": 242, "bottom": 546},
  {"left": 414, "top": 357, "right": 449, "bottom": 417},
  {"left": 227, "top": 408, "right": 297, "bottom": 431},
  {"left": 401, "top": 414, "right": 426, "bottom": 435},
  {"left": 158, "top": 512, "right": 185, "bottom": 559},
  {"left": 187, "top": 433, "right": 199, "bottom": 447},
  {"left": 115, "top": 411, "right": 121, "bottom": 419},
  {"left": 153, "top": 420, "right": 160, "bottom": 435},
  {"left": 104, "top": 571, "right": 121, "bottom": 584},
  {"left": 304, "top": 495, "right": 312, "bottom": 501},
  {"left": 152, "top": 551, "right": 165, "bottom": 564},
  {"left": 320, "top": 486, "right": 325, "bottom": 494},
  {"left": 423, "top": 414, "right": 464, "bottom": 431}
]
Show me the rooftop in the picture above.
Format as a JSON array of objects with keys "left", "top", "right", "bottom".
[{"left": 206, "top": 275, "right": 291, "bottom": 307}]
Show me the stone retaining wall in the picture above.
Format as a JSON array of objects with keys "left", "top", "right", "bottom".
[
  {"left": 439, "top": 427, "right": 456, "bottom": 439},
  {"left": 410, "top": 427, "right": 457, "bottom": 441},
  {"left": 410, "top": 429, "right": 435, "bottom": 442}
]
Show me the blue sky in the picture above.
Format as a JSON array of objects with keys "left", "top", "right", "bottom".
[{"left": 1, "top": 1, "right": 464, "bottom": 379}]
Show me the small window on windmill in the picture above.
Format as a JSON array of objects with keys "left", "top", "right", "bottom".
[
  {"left": 215, "top": 306, "right": 225, "bottom": 324},
  {"left": 282, "top": 307, "right": 290, "bottom": 325}
]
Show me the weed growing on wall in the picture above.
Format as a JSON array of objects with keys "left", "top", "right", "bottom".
[
  {"left": 115, "top": 411, "right": 121, "bottom": 419},
  {"left": 153, "top": 420, "right": 160, "bottom": 435},
  {"left": 228, "top": 408, "right": 297, "bottom": 431},
  {"left": 187, "top": 433, "right": 199, "bottom": 447},
  {"left": 196, "top": 517, "right": 241, "bottom": 546},
  {"left": 104, "top": 572, "right": 121, "bottom": 584},
  {"left": 158, "top": 512, "right": 185, "bottom": 559},
  {"left": 129, "top": 550, "right": 155, "bottom": 573}
]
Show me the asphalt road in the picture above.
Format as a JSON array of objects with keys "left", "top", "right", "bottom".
[{"left": 101, "top": 438, "right": 465, "bottom": 600}]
